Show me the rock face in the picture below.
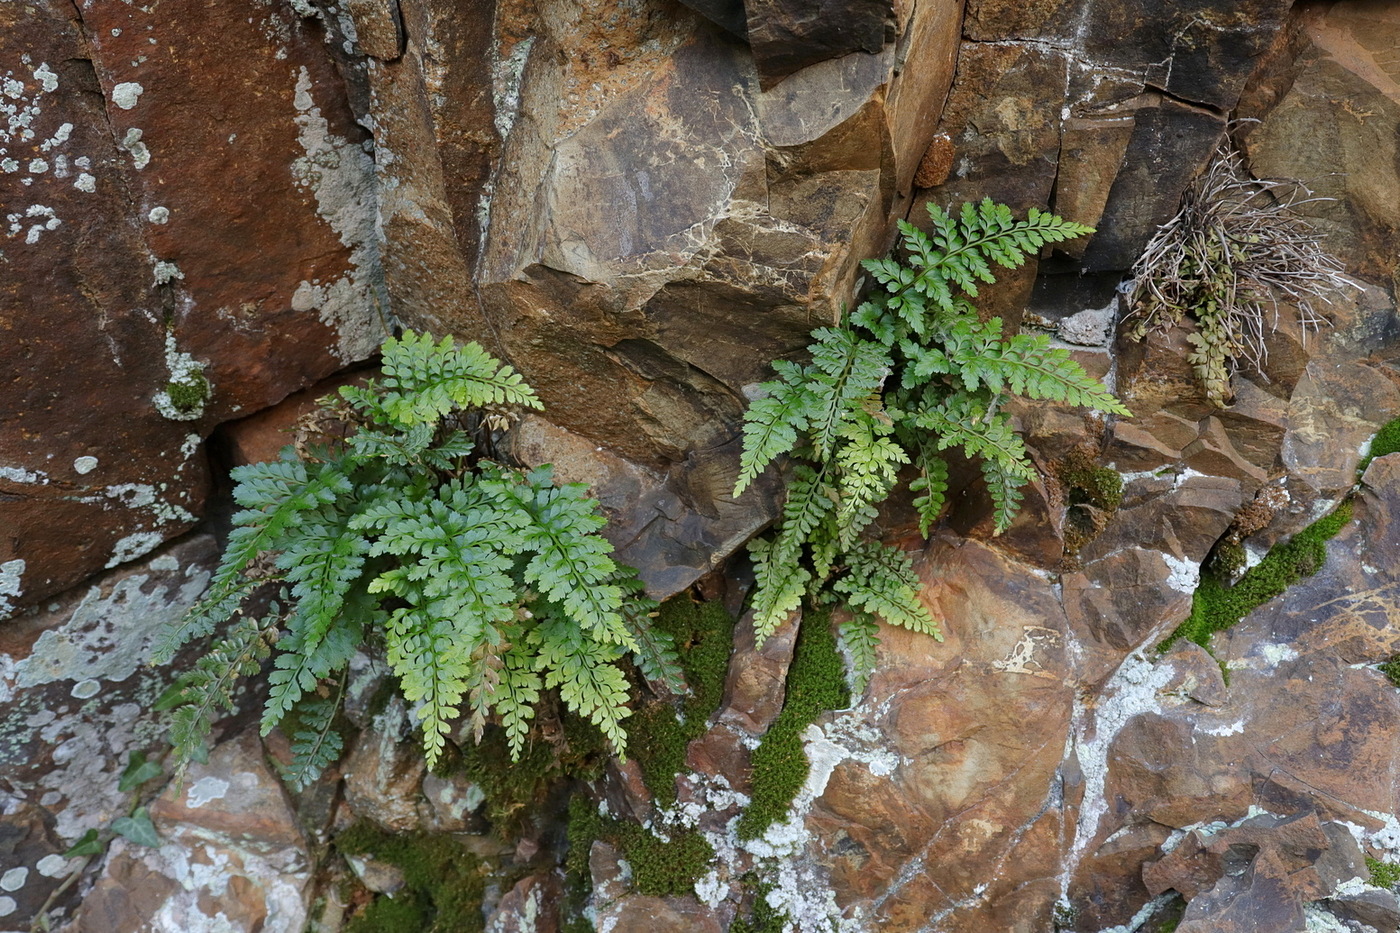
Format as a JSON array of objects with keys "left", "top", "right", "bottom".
[
  {"left": 6, "top": 0, "right": 1400, "bottom": 931},
  {"left": 0, "top": 0, "right": 386, "bottom": 615}
]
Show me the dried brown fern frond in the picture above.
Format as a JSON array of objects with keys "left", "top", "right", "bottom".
[{"left": 1126, "top": 145, "right": 1355, "bottom": 405}]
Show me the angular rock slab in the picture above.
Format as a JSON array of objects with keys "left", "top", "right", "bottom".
[
  {"left": 0, "top": 0, "right": 385, "bottom": 614},
  {"left": 1061, "top": 456, "right": 1400, "bottom": 927},
  {"left": 77, "top": 731, "right": 312, "bottom": 933}
]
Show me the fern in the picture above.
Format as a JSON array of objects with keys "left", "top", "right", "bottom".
[
  {"left": 157, "top": 331, "right": 657, "bottom": 786},
  {"left": 735, "top": 199, "right": 1128, "bottom": 691}
]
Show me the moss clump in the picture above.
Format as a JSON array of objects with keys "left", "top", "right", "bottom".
[
  {"left": 1369, "top": 857, "right": 1400, "bottom": 888},
  {"left": 1359, "top": 416, "right": 1400, "bottom": 478},
  {"left": 626, "top": 596, "right": 735, "bottom": 808},
  {"left": 737, "top": 609, "right": 850, "bottom": 840},
  {"left": 1162, "top": 498, "right": 1353, "bottom": 653},
  {"left": 459, "top": 715, "right": 606, "bottom": 841},
  {"left": 1056, "top": 448, "right": 1123, "bottom": 555},
  {"left": 564, "top": 795, "right": 714, "bottom": 903},
  {"left": 1379, "top": 657, "right": 1400, "bottom": 689},
  {"left": 165, "top": 372, "right": 210, "bottom": 413},
  {"left": 729, "top": 878, "right": 788, "bottom": 933},
  {"left": 336, "top": 822, "right": 488, "bottom": 933}
]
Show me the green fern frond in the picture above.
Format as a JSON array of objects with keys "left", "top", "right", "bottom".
[
  {"left": 611, "top": 570, "right": 685, "bottom": 695},
  {"left": 533, "top": 615, "right": 631, "bottom": 754},
  {"left": 375, "top": 331, "right": 541, "bottom": 426},
  {"left": 734, "top": 361, "right": 814, "bottom": 496},
  {"left": 736, "top": 201, "right": 1110, "bottom": 694},
  {"left": 159, "top": 330, "right": 661, "bottom": 783},
  {"left": 832, "top": 542, "right": 940, "bottom": 639},
  {"left": 280, "top": 691, "right": 345, "bottom": 793},
  {"left": 806, "top": 328, "right": 890, "bottom": 461},
  {"left": 151, "top": 457, "right": 348, "bottom": 664},
  {"left": 906, "top": 441, "right": 949, "bottom": 538},
  {"left": 749, "top": 535, "right": 811, "bottom": 643},
  {"left": 837, "top": 612, "right": 881, "bottom": 696}
]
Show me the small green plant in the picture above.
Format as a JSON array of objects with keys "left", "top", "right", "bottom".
[
  {"left": 154, "top": 332, "right": 675, "bottom": 786},
  {"left": 625, "top": 596, "right": 735, "bottom": 808},
  {"left": 337, "top": 821, "right": 489, "bottom": 933},
  {"left": 1367, "top": 856, "right": 1400, "bottom": 888},
  {"left": 737, "top": 608, "right": 849, "bottom": 839},
  {"left": 1126, "top": 146, "right": 1351, "bottom": 406},
  {"left": 735, "top": 200, "right": 1126, "bottom": 686}
]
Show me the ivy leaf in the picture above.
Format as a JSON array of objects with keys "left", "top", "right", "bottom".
[
  {"left": 117, "top": 752, "right": 164, "bottom": 793},
  {"left": 63, "top": 829, "right": 103, "bottom": 859},
  {"left": 111, "top": 808, "right": 161, "bottom": 849}
]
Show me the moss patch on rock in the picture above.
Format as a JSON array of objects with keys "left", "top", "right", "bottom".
[
  {"left": 737, "top": 608, "right": 850, "bottom": 840},
  {"left": 1367, "top": 856, "right": 1400, "bottom": 888},
  {"left": 337, "top": 822, "right": 488, "bottom": 933},
  {"left": 564, "top": 795, "right": 714, "bottom": 900},
  {"left": 1055, "top": 447, "right": 1123, "bottom": 556},
  {"left": 1359, "top": 416, "right": 1400, "bottom": 478},
  {"left": 1162, "top": 498, "right": 1352, "bottom": 653},
  {"left": 625, "top": 595, "right": 735, "bottom": 808},
  {"left": 457, "top": 712, "right": 607, "bottom": 840}
]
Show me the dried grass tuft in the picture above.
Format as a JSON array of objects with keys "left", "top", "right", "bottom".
[{"left": 1125, "top": 145, "right": 1356, "bottom": 405}]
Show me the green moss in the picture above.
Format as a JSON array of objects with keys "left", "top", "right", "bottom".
[
  {"left": 626, "top": 595, "right": 735, "bottom": 808},
  {"left": 1359, "top": 416, "right": 1400, "bottom": 478},
  {"left": 1056, "top": 449, "right": 1123, "bottom": 555},
  {"left": 617, "top": 822, "right": 714, "bottom": 897},
  {"left": 165, "top": 372, "right": 210, "bottom": 413},
  {"left": 1368, "top": 857, "right": 1400, "bottom": 888},
  {"left": 1209, "top": 539, "right": 1248, "bottom": 579},
  {"left": 460, "top": 717, "right": 605, "bottom": 840},
  {"left": 337, "top": 822, "right": 487, "bottom": 933},
  {"left": 563, "top": 794, "right": 714, "bottom": 905},
  {"left": 737, "top": 609, "right": 850, "bottom": 840},
  {"left": 1379, "top": 657, "right": 1400, "bottom": 689},
  {"left": 1058, "top": 452, "right": 1124, "bottom": 512},
  {"left": 1162, "top": 498, "right": 1353, "bottom": 653},
  {"left": 729, "top": 878, "right": 788, "bottom": 933}
]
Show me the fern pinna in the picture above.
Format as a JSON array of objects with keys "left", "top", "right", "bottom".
[
  {"left": 737, "top": 200, "right": 1129, "bottom": 691},
  {"left": 155, "top": 331, "right": 670, "bottom": 789}
]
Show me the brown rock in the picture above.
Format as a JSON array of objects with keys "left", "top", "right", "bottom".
[
  {"left": 486, "top": 873, "right": 564, "bottom": 933},
  {"left": 342, "top": 697, "right": 427, "bottom": 833},
  {"left": 1242, "top": 1, "right": 1400, "bottom": 284},
  {"left": 80, "top": 730, "right": 311, "bottom": 933},
  {"left": 0, "top": 0, "right": 385, "bottom": 613},
  {"left": 717, "top": 609, "right": 798, "bottom": 734},
  {"left": 744, "top": 0, "right": 895, "bottom": 89},
  {"left": 509, "top": 414, "right": 780, "bottom": 601}
]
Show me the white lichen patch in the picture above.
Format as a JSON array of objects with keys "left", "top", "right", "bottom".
[
  {"left": 0, "top": 867, "right": 27, "bottom": 891},
  {"left": 0, "top": 559, "right": 24, "bottom": 618},
  {"left": 106, "top": 531, "right": 165, "bottom": 568},
  {"left": 0, "top": 549, "right": 213, "bottom": 842},
  {"left": 69, "top": 679, "right": 101, "bottom": 699},
  {"left": 148, "top": 205, "right": 169, "bottom": 224},
  {"left": 111, "top": 81, "right": 144, "bottom": 110},
  {"left": 1162, "top": 553, "right": 1201, "bottom": 594},
  {"left": 120, "top": 127, "right": 150, "bottom": 169},
  {"left": 73, "top": 455, "right": 98, "bottom": 475},
  {"left": 290, "top": 67, "right": 388, "bottom": 363},
  {"left": 186, "top": 776, "right": 231, "bottom": 809},
  {"left": 153, "top": 330, "right": 210, "bottom": 422},
  {"left": 35, "top": 855, "right": 73, "bottom": 878},
  {"left": 152, "top": 260, "right": 183, "bottom": 285},
  {"left": 74, "top": 171, "right": 96, "bottom": 192},
  {"left": 1066, "top": 652, "right": 1177, "bottom": 883}
]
